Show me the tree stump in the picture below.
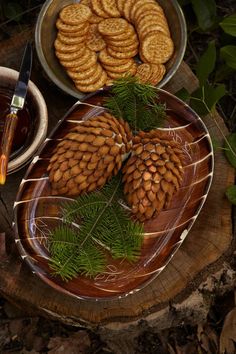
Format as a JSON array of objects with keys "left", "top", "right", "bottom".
[{"left": 0, "top": 36, "right": 235, "bottom": 335}]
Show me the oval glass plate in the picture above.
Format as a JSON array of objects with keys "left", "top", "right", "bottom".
[{"left": 14, "top": 89, "right": 214, "bottom": 300}]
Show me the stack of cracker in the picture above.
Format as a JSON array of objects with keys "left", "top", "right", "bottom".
[
  {"left": 135, "top": 63, "right": 166, "bottom": 86},
  {"left": 55, "top": 3, "right": 107, "bottom": 93},
  {"left": 98, "top": 18, "right": 138, "bottom": 80},
  {"left": 86, "top": 24, "right": 106, "bottom": 52},
  {"left": 91, "top": 0, "right": 120, "bottom": 18},
  {"left": 121, "top": 0, "right": 174, "bottom": 67},
  {"left": 54, "top": 0, "right": 175, "bottom": 93}
]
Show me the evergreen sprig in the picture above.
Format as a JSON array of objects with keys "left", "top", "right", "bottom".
[
  {"left": 48, "top": 175, "right": 144, "bottom": 281},
  {"left": 104, "top": 76, "right": 166, "bottom": 132}
]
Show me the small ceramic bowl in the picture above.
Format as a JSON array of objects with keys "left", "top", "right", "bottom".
[
  {"left": 35, "top": 0, "right": 187, "bottom": 100},
  {"left": 0, "top": 66, "right": 48, "bottom": 174}
]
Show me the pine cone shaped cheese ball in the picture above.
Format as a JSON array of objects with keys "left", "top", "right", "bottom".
[
  {"left": 48, "top": 113, "right": 133, "bottom": 196},
  {"left": 122, "top": 130, "right": 185, "bottom": 222}
]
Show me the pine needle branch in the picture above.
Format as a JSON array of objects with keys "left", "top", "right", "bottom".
[
  {"left": 48, "top": 175, "right": 144, "bottom": 281},
  {"left": 104, "top": 76, "right": 166, "bottom": 132}
]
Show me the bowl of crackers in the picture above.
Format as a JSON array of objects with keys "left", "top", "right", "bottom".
[{"left": 35, "top": 0, "right": 187, "bottom": 99}]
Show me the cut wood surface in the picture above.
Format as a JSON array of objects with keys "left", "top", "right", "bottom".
[{"left": 0, "top": 36, "right": 235, "bottom": 330}]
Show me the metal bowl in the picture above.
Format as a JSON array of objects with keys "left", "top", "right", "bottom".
[
  {"left": 35, "top": 0, "right": 187, "bottom": 100},
  {"left": 0, "top": 66, "right": 48, "bottom": 174}
]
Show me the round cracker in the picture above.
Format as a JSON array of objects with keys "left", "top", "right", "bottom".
[
  {"left": 60, "top": 48, "right": 95, "bottom": 67},
  {"left": 59, "top": 27, "right": 90, "bottom": 38},
  {"left": 56, "top": 19, "right": 86, "bottom": 33},
  {"left": 102, "top": 59, "right": 134, "bottom": 73},
  {"left": 107, "top": 46, "right": 138, "bottom": 59},
  {"left": 57, "top": 32, "right": 87, "bottom": 45},
  {"left": 140, "top": 32, "right": 174, "bottom": 64},
  {"left": 91, "top": 0, "right": 110, "bottom": 18},
  {"left": 105, "top": 78, "right": 113, "bottom": 86},
  {"left": 107, "top": 34, "right": 138, "bottom": 48},
  {"left": 69, "top": 48, "right": 97, "bottom": 67},
  {"left": 135, "top": 63, "right": 152, "bottom": 83},
  {"left": 135, "top": 9, "right": 167, "bottom": 25},
  {"left": 137, "top": 13, "right": 169, "bottom": 30},
  {"left": 134, "top": 3, "right": 165, "bottom": 23},
  {"left": 130, "top": 0, "right": 157, "bottom": 21},
  {"left": 138, "top": 22, "right": 170, "bottom": 39},
  {"left": 135, "top": 12, "right": 169, "bottom": 31},
  {"left": 59, "top": 4, "right": 92, "bottom": 25},
  {"left": 61, "top": 51, "right": 97, "bottom": 69},
  {"left": 108, "top": 41, "right": 138, "bottom": 53},
  {"left": 101, "top": 0, "right": 120, "bottom": 17},
  {"left": 80, "top": 0, "right": 92, "bottom": 5},
  {"left": 86, "top": 24, "right": 106, "bottom": 52},
  {"left": 116, "top": 0, "right": 126, "bottom": 14},
  {"left": 74, "top": 63, "right": 104, "bottom": 85},
  {"left": 87, "top": 23, "right": 102, "bottom": 36},
  {"left": 103, "top": 26, "right": 135, "bottom": 41},
  {"left": 67, "top": 63, "right": 98, "bottom": 80},
  {"left": 107, "top": 62, "right": 137, "bottom": 79},
  {"left": 87, "top": 39, "right": 106, "bottom": 52},
  {"left": 60, "top": 23, "right": 90, "bottom": 37},
  {"left": 98, "top": 18, "right": 129, "bottom": 36},
  {"left": 105, "top": 30, "right": 139, "bottom": 47},
  {"left": 123, "top": 0, "right": 136, "bottom": 22},
  {"left": 75, "top": 70, "right": 107, "bottom": 92},
  {"left": 54, "top": 39, "right": 85, "bottom": 53},
  {"left": 148, "top": 63, "right": 166, "bottom": 85},
  {"left": 89, "top": 14, "right": 104, "bottom": 23},
  {"left": 55, "top": 46, "right": 87, "bottom": 61},
  {"left": 99, "top": 49, "right": 130, "bottom": 65}
]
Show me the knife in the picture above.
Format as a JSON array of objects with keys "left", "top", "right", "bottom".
[{"left": 0, "top": 42, "right": 32, "bottom": 185}]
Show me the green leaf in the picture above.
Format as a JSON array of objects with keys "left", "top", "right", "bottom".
[
  {"left": 225, "top": 186, "right": 236, "bottom": 205},
  {"left": 190, "top": 83, "right": 226, "bottom": 116},
  {"left": 224, "top": 133, "right": 236, "bottom": 168},
  {"left": 220, "top": 14, "right": 236, "bottom": 37},
  {"left": 190, "top": 87, "right": 208, "bottom": 115},
  {"left": 205, "top": 84, "right": 226, "bottom": 110},
  {"left": 175, "top": 88, "right": 190, "bottom": 102},
  {"left": 214, "top": 65, "right": 234, "bottom": 82},
  {"left": 191, "top": 0, "right": 217, "bottom": 30},
  {"left": 190, "top": 90, "right": 209, "bottom": 116},
  {"left": 196, "top": 41, "right": 216, "bottom": 86},
  {"left": 220, "top": 45, "right": 236, "bottom": 69},
  {"left": 3, "top": 2, "right": 23, "bottom": 22}
]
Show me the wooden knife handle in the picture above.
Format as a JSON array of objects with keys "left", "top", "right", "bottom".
[{"left": 0, "top": 112, "right": 18, "bottom": 185}]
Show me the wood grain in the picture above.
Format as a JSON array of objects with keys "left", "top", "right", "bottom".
[{"left": 0, "top": 38, "right": 234, "bottom": 328}]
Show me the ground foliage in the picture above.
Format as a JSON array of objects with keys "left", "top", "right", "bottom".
[
  {"left": 179, "top": 0, "right": 236, "bottom": 130},
  {"left": 178, "top": 0, "right": 236, "bottom": 209},
  {"left": 0, "top": 0, "right": 236, "bottom": 353},
  {"left": 0, "top": 287, "right": 236, "bottom": 353}
]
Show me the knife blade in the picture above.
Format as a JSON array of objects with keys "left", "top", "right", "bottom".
[{"left": 0, "top": 42, "right": 32, "bottom": 185}]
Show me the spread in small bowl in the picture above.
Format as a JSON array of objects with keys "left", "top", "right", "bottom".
[{"left": 0, "top": 66, "right": 48, "bottom": 174}]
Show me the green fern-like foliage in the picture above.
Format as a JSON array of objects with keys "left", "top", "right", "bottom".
[
  {"left": 104, "top": 76, "right": 166, "bottom": 132},
  {"left": 49, "top": 226, "right": 105, "bottom": 280},
  {"left": 48, "top": 175, "right": 144, "bottom": 281}
]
